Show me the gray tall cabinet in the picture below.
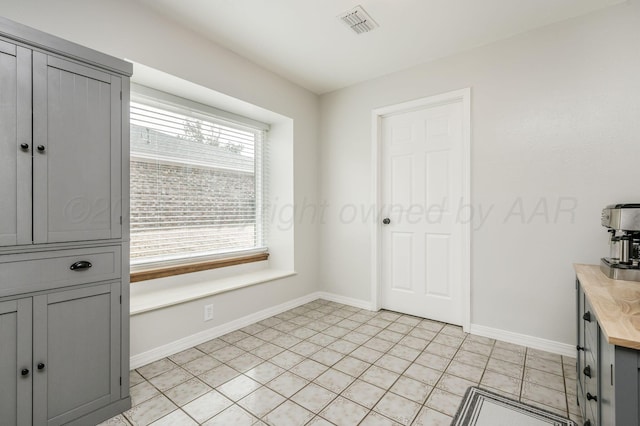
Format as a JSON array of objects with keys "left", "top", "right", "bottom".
[{"left": 0, "top": 17, "right": 132, "bottom": 425}]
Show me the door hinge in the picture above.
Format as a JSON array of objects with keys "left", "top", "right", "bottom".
[
  {"left": 119, "top": 295, "right": 122, "bottom": 304},
  {"left": 120, "top": 216, "right": 122, "bottom": 225},
  {"left": 120, "top": 91, "right": 122, "bottom": 100},
  {"left": 120, "top": 376, "right": 122, "bottom": 386}
]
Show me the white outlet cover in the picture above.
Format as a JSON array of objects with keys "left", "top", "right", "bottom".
[{"left": 204, "top": 304, "right": 214, "bottom": 321}]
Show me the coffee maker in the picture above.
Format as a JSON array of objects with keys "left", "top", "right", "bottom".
[{"left": 601, "top": 204, "right": 640, "bottom": 281}]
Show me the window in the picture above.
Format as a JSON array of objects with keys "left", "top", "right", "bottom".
[{"left": 129, "top": 85, "right": 269, "bottom": 273}]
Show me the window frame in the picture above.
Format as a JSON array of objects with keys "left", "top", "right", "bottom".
[{"left": 128, "top": 84, "right": 270, "bottom": 281}]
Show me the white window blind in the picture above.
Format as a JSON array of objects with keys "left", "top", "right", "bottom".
[{"left": 129, "top": 86, "right": 269, "bottom": 268}]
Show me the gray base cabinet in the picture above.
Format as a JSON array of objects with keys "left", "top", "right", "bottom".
[
  {"left": 0, "top": 298, "right": 32, "bottom": 426},
  {"left": 34, "top": 283, "right": 122, "bottom": 425},
  {"left": 0, "top": 17, "right": 132, "bottom": 425},
  {"left": 1, "top": 284, "right": 121, "bottom": 426},
  {"left": 576, "top": 279, "right": 640, "bottom": 426}
]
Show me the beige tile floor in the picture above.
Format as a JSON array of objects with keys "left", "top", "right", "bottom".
[{"left": 101, "top": 299, "right": 582, "bottom": 426}]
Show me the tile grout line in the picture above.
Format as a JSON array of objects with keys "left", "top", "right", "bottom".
[
  {"left": 520, "top": 347, "right": 528, "bottom": 401},
  {"left": 121, "top": 299, "right": 575, "bottom": 426}
]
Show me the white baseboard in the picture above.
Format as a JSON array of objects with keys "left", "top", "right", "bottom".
[
  {"left": 130, "top": 292, "right": 322, "bottom": 369},
  {"left": 131, "top": 291, "right": 576, "bottom": 369},
  {"left": 317, "top": 293, "right": 574, "bottom": 358},
  {"left": 316, "top": 292, "right": 376, "bottom": 311},
  {"left": 470, "top": 324, "right": 575, "bottom": 358},
  {"left": 129, "top": 291, "right": 377, "bottom": 369}
]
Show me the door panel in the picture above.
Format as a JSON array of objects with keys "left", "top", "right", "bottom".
[
  {"left": 391, "top": 155, "right": 413, "bottom": 206},
  {"left": 425, "top": 151, "right": 449, "bottom": 209},
  {"left": 0, "top": 298, "right": 32, "bottom": 426},
  {"left": 0, "top": 44, "right": 31, "bottom": 246},
  {"left": 33, "top": 283, "right": 121, "bottom": 425},
  {"left": 381, "top": 101, "right": 464, "bottom": 324},
  {"left": 425, "top": 234, "right": 450, "bottom": 297},
  {"left": 391, "top": 233, "right": 413, "bottom": 290},
  {"left": 425, "top": 113, "right": 451, "bottom": 150},
  {"left": 33, "top": 53, "right": 122, "bottom": 244}
]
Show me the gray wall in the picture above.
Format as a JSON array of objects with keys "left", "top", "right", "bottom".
[
  {"left": 0, "top": 0, "right": 321, "bottom": 357},
  {"left": 2, "top": 0, "right": 638, "bottom": 355},
  {"left": 319, "top": 0, "right": 640, "bottom": 345}
]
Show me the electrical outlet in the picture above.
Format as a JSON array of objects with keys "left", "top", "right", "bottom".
[{"left": 204, "top": 304, "right": 214, "bottom": 321}]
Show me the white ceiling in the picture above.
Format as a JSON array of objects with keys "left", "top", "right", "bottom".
[{"left": 135, "top": 0, "right": 625, "bottom": 94}]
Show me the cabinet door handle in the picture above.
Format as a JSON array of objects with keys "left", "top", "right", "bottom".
[
  {"left": 582, "top": 311, "right": 591, "bottom": 322},
  {"left": 583, "top": 365, "right": 591, "bottom": 378},
  {"left": 37, "top": 145, "right": 46, "bottom": 152},
  {"left": 576, "top": 345, "right": 584, "bottom": 351},
  {"left": 37, "top": 363, "right": 45, "bottom": 371},
  {"left": 21, "top": 368, "right": 29, "bottom": 376},
  {"left": 20, "top": 143, "right": 29, "bottom": 151},
  {"left": 586, "top": 392, "right": 598, "bottom": 402},
  {"left": 70, "top": 260, "right": 92, "bottom": 271}
]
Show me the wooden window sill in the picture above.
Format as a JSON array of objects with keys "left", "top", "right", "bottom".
[{"left": 130, "top": 252, "right": 269, "bottom": 283}]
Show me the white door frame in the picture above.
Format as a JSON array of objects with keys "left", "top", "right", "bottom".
[{"left": 370, "top": 88, "right": 471, "bottom": 332}]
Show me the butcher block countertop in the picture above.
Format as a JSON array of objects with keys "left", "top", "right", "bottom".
[{"left": 575, "top": 264, "right": 640, "bottom": 350}]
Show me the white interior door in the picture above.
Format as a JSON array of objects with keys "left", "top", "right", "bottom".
[{"left": 380, "top": 98, "right": 466, "bottom": 325}]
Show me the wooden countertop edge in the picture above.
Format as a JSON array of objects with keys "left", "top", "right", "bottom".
[
  {"left": 574, "top": 263, "right": 640, "bottom": 350},
  {"left": 609, "top": 336, "right": 640, "bottom": 351}
]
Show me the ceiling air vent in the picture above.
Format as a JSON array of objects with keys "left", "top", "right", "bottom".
[{"left": 338, "top": 5, "right": 379, "bottom": 35}]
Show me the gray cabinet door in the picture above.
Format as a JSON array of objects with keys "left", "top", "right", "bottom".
[
  {"left": 32, "top": 52, "right": 122, "bottom": 244},
  {"left": 32, "top": 282, "right": 121, "bottom": 426},
  {"left": 599, "top": 334, "right": 614, "bottom": 426},
  {"left": 0, "top": 298, "right": 32, "bottom": 426},
  {"left": 577, "top": 281, "right": 585, "bottom": 399},
  {"left": 0, "top": 41, "right": 31, "bottom": 247}
]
